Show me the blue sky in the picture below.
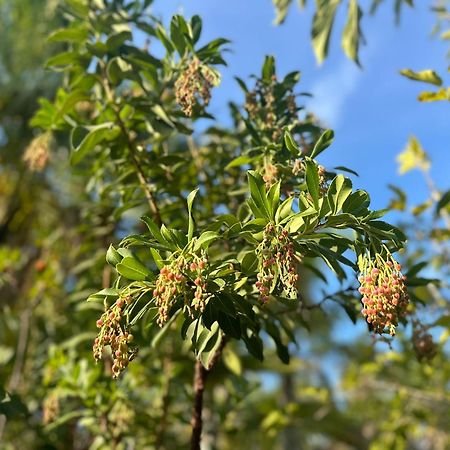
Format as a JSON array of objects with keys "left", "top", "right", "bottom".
[{"left": 153, "top": 0, "right": 449, "bottom": 213}]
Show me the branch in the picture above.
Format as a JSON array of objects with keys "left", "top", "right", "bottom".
[
  {"left": 115, "top": 116, "right": 162, "bottom": 226},
  {"left": 190, "top": 338, "right": 226, "bottom": 450},
  {"left": 100, "top": 64, "right": 162, "bottom": 225}
]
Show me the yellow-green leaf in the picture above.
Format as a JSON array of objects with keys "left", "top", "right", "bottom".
[
  {"left": 342, "top": 0, "right": 362, "bottom": 65},
  {"left": 418, "top": 88, "right": 449, "bottom": 102},
  {"left": 400, "top": 69, "right": 443, "bottom": 86},
  {"left": 311, "top": 0, "right": 341, "bottom": 65},
  {"left": 397, "top": 136, "right": 430, "bottom": 174}
]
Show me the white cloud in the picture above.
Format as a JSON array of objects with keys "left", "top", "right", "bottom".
[{"left": 308, "top": 61, "right": 361, "bottom": 128}]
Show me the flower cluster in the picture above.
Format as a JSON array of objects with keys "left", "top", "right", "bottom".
[
  {"left": 244, "top": 76, "right": 299, "bottom": 141},
  {"left": 412, "top": 324, "right": 437, "bottom": 361},
  {"left": 358, "top": 254, "right": 409, "bottom": 336},
  {"left": 255, "top": 224, "right": 299, "bottom": 302},
  {"left": 262, "top": 162, "right": 279, "bottom": 187},
  {"left": 42, "top": 393, "right": 59, "bottom": 425},
  {"left": 93, "top": 295, "right": 137, "bottom": 378},
  {"left": 175, "top": 58, "right": 217, "bottom": 116},
  {"left": 23, "top": 134, "right": 51, "bottom": 172},
  {"left": 153, "top": 253, "right": 209, "bottom": 326},
  {"left": 317, "top": 164, "right": 327, "bottom": 195}
]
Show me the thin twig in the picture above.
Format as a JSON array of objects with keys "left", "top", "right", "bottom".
[{"left": 100, "top": 63, "right": 162, "bottom": 225}]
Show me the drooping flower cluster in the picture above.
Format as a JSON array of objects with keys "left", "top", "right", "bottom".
[
  {"left": 93, "top": 295, "right": 137, "bottom": 378},
  {"left": 255, "top": 223, "right": 299, "bottom": 302},
  {"left": 412, "top": 324, "right": 437, "bottom": 361},
  {"left": 42, "top": 393, "right": 60, "bottom": 425},
  {"left": 175, "top": 58, "right": 218, "bottom": 116},
  {"left": 153, "top": 253, "right": 209, "bottom": 326},
  {"left": 358, "top": 254, "right": 409, "bottom": 336},
  {"left": 262, "top": 162, "right": 279, "bottom": 187},
  {"left": 23, "top": 133, "right": 51, "bottom": 171}
]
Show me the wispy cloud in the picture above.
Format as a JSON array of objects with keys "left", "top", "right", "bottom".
[{"left": 308, "top": 61, "right": 361, "bottom": 128}]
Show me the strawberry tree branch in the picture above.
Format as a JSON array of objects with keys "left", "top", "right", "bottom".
[{"left": 190, "top": 338, "right": 226, "bottom": 450}]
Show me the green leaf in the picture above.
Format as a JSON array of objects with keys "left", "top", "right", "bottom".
[
  {"left": 275, "top": 197, "right": 294, "bottom": 224},
  {"left": 191, "top": 15, "right": 202, "bottom": 44},
  {"left": 225, "top": 155, "right": 254, "bottom": 170},
  {"left": 48, "top": 27, "right": 89, "bottom": 43},
  {"left": 267, "top": 182, "right": 281, "bottom": 217},
  {"left": 342, "top": 0, "right": 363, "bottom": 65},
  {"left": 106, "top": 244, "right": 122, "bottom": 266},
  {"left": 418, "top": 88, "right": 450, "bottom": 102},
  {"left": 70, "top": 123, "right": 119, "bottom": 165},
  {"left": 54, "top": 89, "right": 90, "bottom": 123},
  {"left": 247, "top": 171, "right": 271, "bottom": 219},
  {"left": 218, "top": 313, "right": 241, "bottom": 339},
  {"left": 327, "top": 174, "right": 353, "bottom": 214},
  {"left": 334, "top": 166, "right": 359, "bottom": 177},
  {"left": 150, "top": 248, "right": 164, "bottom": 270},
  {"left": 324, "top": 213, "right": 358, "bottom": 229},
  {"left": 305, "top": 159, "right": 320, "bottom": 209},
  {"left": 311, "top": 129, "right": 334, "bottom": 158},
  {"left": 436, "top": 189, "right": 450, "bottom": 215},
  {"left": 400, "top": 69, "right": 443, "bottom": 86},
  {"left": 342, "top": 190, "right": 370, "bottom": 215},
  {"left": 262, "top": 55, "right": 276, "bottom": 82},
  {"left": 244, "top": 334, "right": 264, "bottom": 361},
  {"left": 397, "top": 136, "right": 430, "bottom": 174},
  {"left": 45, "top": 51, "right": 80, "bottom": 69},
  {"left": 222, "top": 346, "right": 242, "bottom": 375},
  {"left": 239, "top": 251, "right": 259, "bottom": 275},
  {"left": 194, "top": 231, "right": 220, "bottom": 251},
  {"left": 311, "top": 0, "right": 341, "bottom": 64},
  {"left": 116, "top": 257, "right": 151, "bottom": 281},
  {"left": 152, "top": 104, "right": 175, "bottom": 127},
  {"left": 87, "top": 288, "right": 119, "bottom": 302},
  {"left": 284, "top": 130, "right": 300, "bottom": 155},
  {"left": 151, "top": 311, "right": 180, "bottom": 348},
  {"left": 106, "top": 30, "right": 132, "bottom": 51},
  {"left": 406, "top": 261, "right": 427, "bottom": 278},
  {"left": 213, "top": 293, "right": 237, "bottom": 316},
  {"left": 187, "top": 188, "right": 199, "bottom": 242},
  {"left": 289, "top": 207, "right": 317, "bottom": 232},
  {"left": 155, "top": 24, "right": 175, "bottom": 54},
  {"left": 170, "top": 15, "right": 189, "bottom": 56},
  {"left": 141, "top": 216, "right": 175, "bottom": 250},
  {"left": 273, "top": 0, "right": 293, "bottom": 24}
]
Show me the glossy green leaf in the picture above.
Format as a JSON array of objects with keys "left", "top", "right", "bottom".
[
  {"left": 311, "top": 129, "right": 334, "bottom": 158},
  {"left": 327, "top": 174, "right": 353, "bottom": 214},
  {"left": 106, "top": 244, "right": 122, "bottom": 266},
  {"left": 70, "top": 123, "right": 119, "bottom": 165},
  {"left": 305, "top": 159, "right": 320, "bottom": 209},
  {"left": 284, "top": 130, "right": 300, "bottom": 155},
  {"left": 116, "top": 257, "right": 151, "bottom": 281},
  {"left": 247, "top": 170, "right": 271, "bottom": 219},
  {"left": 187, "top": 188, "right": 199, "bottom": 242}
]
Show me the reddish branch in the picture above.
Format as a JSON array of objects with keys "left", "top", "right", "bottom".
[{"left": 190, "top": 338, "right": 226, "bottom": 450}]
